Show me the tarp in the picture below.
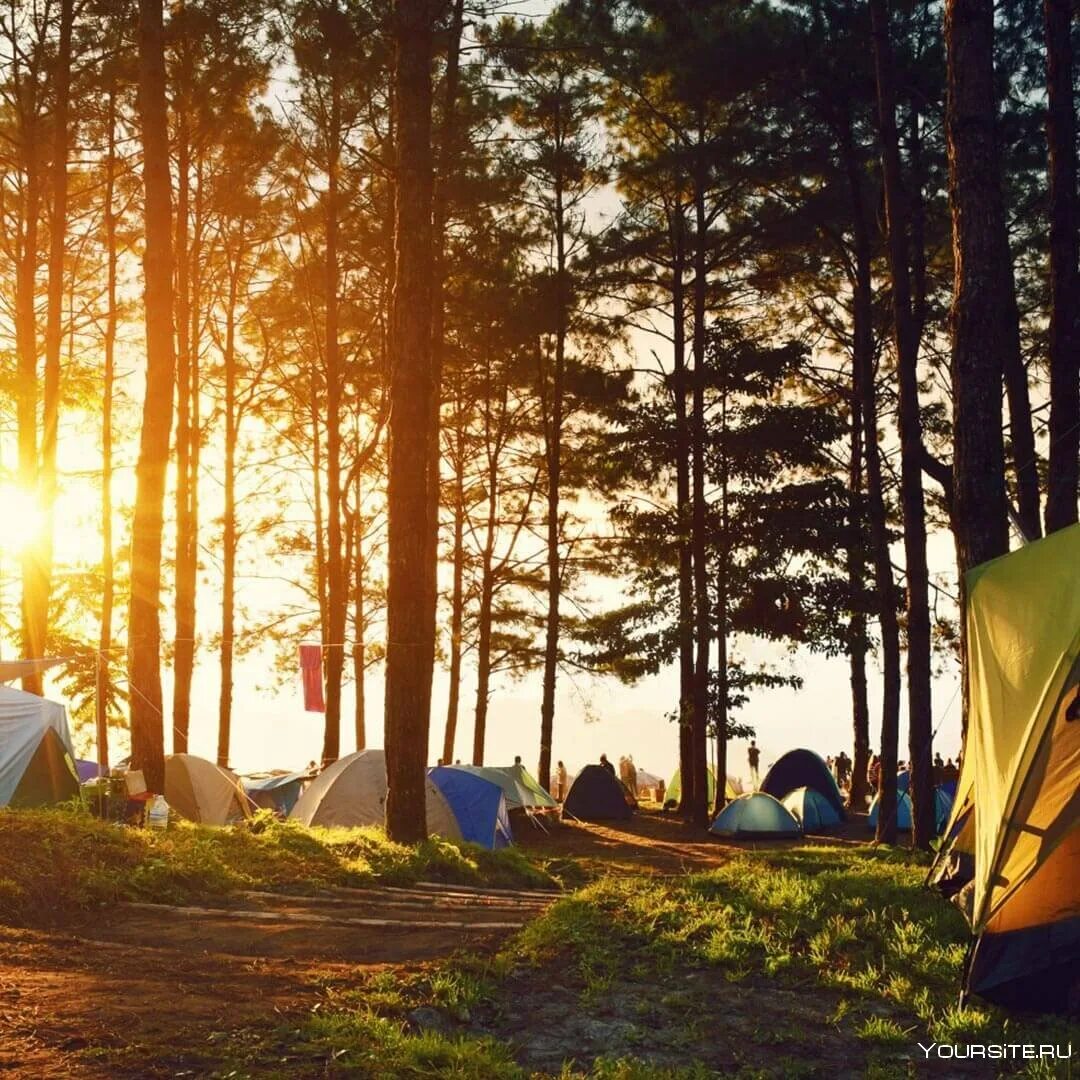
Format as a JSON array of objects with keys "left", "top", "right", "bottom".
[
  {"left": 0, "top": 657, "right": 70, "bottom": 684},
  {"left": 782, "top": 786, "right": 842, "bottom": 833},
  {"left": 165, "top": 754, "right": 254, "bottom": 826},
  {"left": 563, "top": 764, "right": 635, "bottom": 821},
  {"left": 291, "top": 749, "right": 462, "bottom": 839},
  {"left": 76, "top": 759, "right": 104, "bottom": 783},
  {"left": 760, "top": 749, "right": 846, "bottom": 820},
  {"left": 867, "top": 787, "right": 953, "bottom": 834},
  {"left": 244, "top": 771, "right": 309, "bottom": 815},
  {"left": 446, "top": 764, "right": 557, "bottom": 811},
  {"left": 0, "top": 685, "right": 76, "bottom": 807},
  {"left": 709, "top": 792, "right": 800, "bottom": 839},
  {"left": 428, "top": 767, "right": 512, "bottom": 849},
  {"left": 962, "top": 524, "right": 1080, "bottom": 933}
]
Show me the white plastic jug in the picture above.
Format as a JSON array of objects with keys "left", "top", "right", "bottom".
[{"left": 147, "top": 794, "right": 169, "bottom": 830}]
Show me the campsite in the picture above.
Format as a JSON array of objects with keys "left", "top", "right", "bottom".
[{"left": 0, "top": 0, "right": 1079, "bottom": 1075}]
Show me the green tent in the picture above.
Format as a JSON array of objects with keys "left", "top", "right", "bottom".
[
  {"left": 448, "top": 764, "right": 557, "bottom": 811},
  {"left": 935, "top": 524, "right": 1079, "bottom": 1009},
  {"left": 667, "top": 768, "right": 741, "bottom": 805}
]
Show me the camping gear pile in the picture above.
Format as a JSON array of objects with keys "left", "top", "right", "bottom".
[{"left": 930, "top": 524, "right": 1079, "bottom": 1012}]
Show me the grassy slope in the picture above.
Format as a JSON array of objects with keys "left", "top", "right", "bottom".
[
  {"left": 229, "top": 845, "right": 1079, "bottom": 1079},
  {"left": 0, "top": 806, "right": 557, "bottom": 922}
]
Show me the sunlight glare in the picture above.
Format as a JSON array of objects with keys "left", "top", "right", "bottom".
[{"left": 0, "top": 484, "right": 48, "bottom": 557}]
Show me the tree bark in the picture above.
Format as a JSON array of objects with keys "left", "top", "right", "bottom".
[
  {"left": 37, "top": 0, "right": 73, "bottom": 689},
  {"left": 352, "top": 467, "right": 366, "bottom": 751},
  {"left": 217, "top": 265, "right": 239, "bottom": 769},
  {"left": 96, "top": 73, "right": 119, "bottom": 774},
  {"left": 1044, "top": 0, "right": 1080, "bottom": 534},
  {"left": 384, "top": 0, "right": 437, "bottom": 844},
  {"left": 869, "top": 0, "right": 934, "bottom": 849},
  {"left": 322, "top": 61, "right": 345, "bottom": 766},
  {"left": 689, "top": 118, "right": 710, "bottom": 829},
  {"left": 433, "top": 0, "right": 466, "bottom": 767},
  {"left": 129, "top": 0, "right": 176, "bottom": 794},
  {"left": 842, "top": 122, "right": 900, "bottom": 845},
  {"left": 671, "top": 202, "right": 694, "bottom": 816},
  {"left": 846, "top": 383, "right": 870, "bottom": 811},
  {"left": 442, "top": 412, "right": 466, "bottom": 764},
  {"left": 15, "top": 76, "right": 41, "bottom": 693},
  {"left": 172, "top": 34, "right": 196, "bottom": 753},
  {"left": 943, "top": 0, "right": 1011, "bottom": 627}
]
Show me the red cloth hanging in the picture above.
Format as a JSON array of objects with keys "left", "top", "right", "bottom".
[{"left": 299, "top": 644, "right": 325, "bottom": 713}]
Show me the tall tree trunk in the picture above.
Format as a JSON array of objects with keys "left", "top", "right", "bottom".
[
  {"left": 689, "top": 118, "right": 710, "bottom": 829},
  {"left": 217, "top": 268, "right": 239, "bottom": 769},
  {"left": 442, "top": 411, "right": 465, "bottom": 763},
  {"left": 671, "top": 203, "right": 694, "bottom": 816},
  {"left": 352, "top": 467, "right": 366, "bottom": 751},
  {"left": 1044, "top": 0, "right": 1080, "bottom": 534},
  {"left": 37, "top": 0, "right": 73, "bottom": 689},
  {"left": 869, "top": 0, "right": 934, "bottom": 849},
  {"left": 323, "top": 64, "right": 345, "bottom": 766},
  {"left": 129, "top": 0, "right": 176, "bottom": 795},
  {"left": 712, "top": 367, "right": 729, "bottom": 820},
  {"left": 944, "top": 0, "right": 1011, "bottom": 735},
  {"left": 432, "top": 0, "right": 466, "bottom": 766},
  {"left": 16, "top": 102, "right": 41, "bottom": 691},
  {"left": 842, "top": 123, "right": 900, "bottom": 845},
  {"left": 538, "top": 107, "right": 568, "bottom": 794},
  {"left": 96, "top": 75, "right": 119, "bottom": 774},
  {"left": 472, "top": 529, "right": 496, "bottom": 766},
  {"left": 846, "top": 383, "right": 870, "bottom": 811},
  {"left": 172, "top": 40, "right": 196, "bottom": 753},
  {"left": 384, "top": 0, "right": 436, "bottom": 844}
]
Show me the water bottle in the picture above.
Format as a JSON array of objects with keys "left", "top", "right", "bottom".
[{"left": 147, "top": 794, "right": 169, "bottom": 830}]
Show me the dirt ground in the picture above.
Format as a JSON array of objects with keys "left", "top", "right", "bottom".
[{"left": 0, "top": 813, "right": 872, "bottom": 1078}]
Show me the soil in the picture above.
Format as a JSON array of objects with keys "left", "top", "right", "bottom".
[{"left": 0, "top": 811, "right": 892, "bottom": 1078}]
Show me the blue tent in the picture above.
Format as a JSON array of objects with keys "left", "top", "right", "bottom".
[
  {"left": 868, "top": 786, "right": 953, "bottom": 834},
  {"left": 244, "top": 771, "right": 308, "bottom": 816},
  {"left": 709, "top": 792, "right": 801, "bottom": 839},
  {"left": 782, "top": 786, "right": 842, "bottom": 833},
  {"left": 428, "top": 767, "right": 512, "bottom": 850}
]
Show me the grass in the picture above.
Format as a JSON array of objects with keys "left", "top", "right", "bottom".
[
  {"left": 228, "top": 844, "right": 1078, "bottom": 1077},
  {"left": 0, "top": 804, "right": 557, "bottom": 923}
]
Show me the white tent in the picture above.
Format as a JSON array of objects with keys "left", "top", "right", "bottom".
[
  {"left": 290, "top": 749, "right": 461, "bottom": 839},
  {"left": 165, "top": 754, "right": 253, "bottom": 826},
  {"left": 0, "top": 685, "right": 77, "bottom": 807}
]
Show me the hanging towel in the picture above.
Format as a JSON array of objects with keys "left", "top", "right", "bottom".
[{"left": 299, "top": 644, "right": 325, "bottom": 713}]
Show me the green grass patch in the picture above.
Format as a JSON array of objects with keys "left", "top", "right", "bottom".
[{"left": 0, "top": 805, "right": 556, "bottom": 923}]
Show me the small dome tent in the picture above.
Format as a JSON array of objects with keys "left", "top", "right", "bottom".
[
  {"left": 428, "top": 767, "right": 512, "bottom": 849},
  {"left": 291, "top": 749, "right": 461, "bottom": 839},
  {"left": 868, "top": 786, "right": 953, "bottom": 834},
  {"left": 445, "top": 764, "right": 558, "bottom": 812},
  {"left": 563, "top": 764, "right": 635, "bottom": 821},
  {"left": 165, "top": 754, "right": 253, "bottom": 825},
  {"left": 760, "top": 749, "right": 846, "bottom": 820},
  {"left": 0, "top": 685, "right": 78, "bottom": 808},
  {"left": 782, "top": 786, "right": 842, "bottom": 833},
  {"left": 710, "top": 792, "right": 800, "bottom": 839},
  {"left": 667, "top": 768, "right": 740, "bottom": 805}
]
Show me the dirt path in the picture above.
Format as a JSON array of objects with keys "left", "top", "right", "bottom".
[{"left": 0, "top": 882, "right": 556, "bottom": 1078}]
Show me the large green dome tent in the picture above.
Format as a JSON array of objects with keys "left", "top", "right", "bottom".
[
  {"left": 709, "top": 792, "right": 800, "bottom": 840},
  {"left": 931, "top": 524, "right": 1079, "bottom": 1011}
]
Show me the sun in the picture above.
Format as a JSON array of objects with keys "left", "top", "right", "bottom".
[{"left": 0, "top": 484, "right": 48, "bottom": 557}]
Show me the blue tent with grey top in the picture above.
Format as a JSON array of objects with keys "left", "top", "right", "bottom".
[
  {"left": 709, "top": 792, "right": 801, "bottom": 839},
  {"left": 244, "top": 771, "right": 309, "bottom": 816},
  {"left": 428, "top": 766, "right": 513, "bottom": 850}
]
